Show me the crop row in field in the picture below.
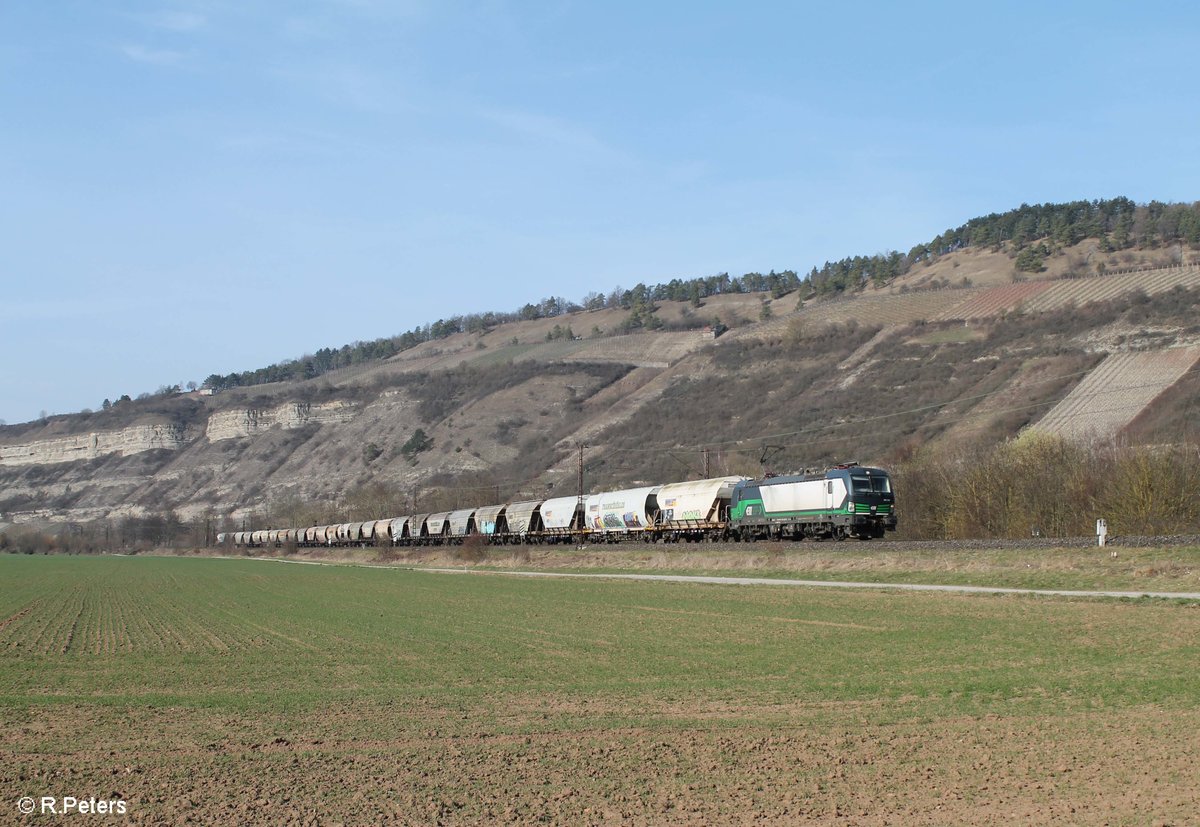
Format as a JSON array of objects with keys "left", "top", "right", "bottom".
[
  {"left": 934, "top": 280, "right": 1051, "bottom": 320},
  {"left": 0, "top": 562, "right": 287, "bottom": 658},
  {"left": 1021, "top": 265, "right": 1200, "bottom": 313},
  {"left": 1035, "top": 348, "right": 1200, "bottom": 440},
  {"left": 751, "top": 265, "right": 1200, "bottom": 337}
]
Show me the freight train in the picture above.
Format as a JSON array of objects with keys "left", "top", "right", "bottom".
[{"left": 221, "top": 463, "right": 896, "bottom": 548}]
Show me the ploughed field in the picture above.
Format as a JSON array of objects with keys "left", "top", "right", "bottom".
[{"left": 2, "top": 555, "right": 1198, "bottom": 825}]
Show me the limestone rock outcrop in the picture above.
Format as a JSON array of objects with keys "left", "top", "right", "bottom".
[
  {"left": 204, "top": 401, "right": 356, "bottom": 442},
  {"left": 0, "top": 423, "right": 191, "bottom": 467}
]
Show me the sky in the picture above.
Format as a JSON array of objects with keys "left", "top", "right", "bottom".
[{"left": 2, "top": 1, "right": 1199, "bottom": 425}]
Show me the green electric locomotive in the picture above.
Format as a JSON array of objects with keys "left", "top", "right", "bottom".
[{"left": 730, "top": 463, "right": 896, "bottom": 541}]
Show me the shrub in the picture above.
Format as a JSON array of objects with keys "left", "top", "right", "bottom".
[
  {"left": 454, "top": 534, "right": 488, "bottom": 562},
  {"left": 893, "top": 437, "right": 1200, "bottom": 540},
  {"left": 400, "top": 429, "right": 433, "bottom": 461}
]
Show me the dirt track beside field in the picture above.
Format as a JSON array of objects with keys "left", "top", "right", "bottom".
[{"left": 414, "top": 565, "right": 1200, "bottom": 600}]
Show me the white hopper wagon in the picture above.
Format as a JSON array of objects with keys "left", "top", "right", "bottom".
[
  {"left": 447, "top": 508, "right": 476, "bottom": 539},
  {"left": 408, "top": 514, "right": 431, "bottom": 541},
  {"left": 540, "top": 496, "right": 582, "bottom": 539},
  {"left": 656, "top": 476, "right": 748, "bottom": 539},
  {"left": 425, "top": 512, "right": 451, "bottom": 542},
  {"left": 372, "top": 518, "right": 392, "bottom": 542},
  {"left": 389, "top": 516, "right": 412, "bottom": 543},
  {"left": 474, "top": 504, "right": 506, "bottom": 536},
  {"left": 503, "top": 501, "right": 543, "bottom": 537},
  {"left": 585, "top": 486, "right": 661, "bottom": 535}
]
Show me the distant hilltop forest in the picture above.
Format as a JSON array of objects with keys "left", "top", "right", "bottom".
[{"left": 203, "top": 197, "right": 1199, "bottom": 392}]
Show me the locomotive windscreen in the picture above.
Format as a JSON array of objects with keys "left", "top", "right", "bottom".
[{"left": 850, "top": 474, "right": 891, "bottom": 495}]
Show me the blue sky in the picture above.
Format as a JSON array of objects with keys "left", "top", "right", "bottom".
[{"left": 2, "top": 1, "right": 1198, "bottom": 425}]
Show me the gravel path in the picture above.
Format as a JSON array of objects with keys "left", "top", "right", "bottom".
[{"left": 416, "top": 566, "right": 1200, "bottom": 600}]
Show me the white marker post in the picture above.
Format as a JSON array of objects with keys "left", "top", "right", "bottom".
[{"left": 1096, "top": 518, "right": 1108, "bottom": 548}]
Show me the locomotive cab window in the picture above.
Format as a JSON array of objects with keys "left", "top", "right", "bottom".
[{"left": 850, "top": 475, "right": 892, "bottom": 495}]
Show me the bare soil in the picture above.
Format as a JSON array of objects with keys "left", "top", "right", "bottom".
[{"left": 3, "top": 699, "right": 1195, "bottom": 825}]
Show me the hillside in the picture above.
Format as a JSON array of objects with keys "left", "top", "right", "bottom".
[{"left": 3, "top": 223, "right": 1200, "bottom": 540}]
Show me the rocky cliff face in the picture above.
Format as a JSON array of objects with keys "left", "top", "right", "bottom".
[
  {"left": 205, "top": 401, "right": 357, "bottom": 442},
  {"left": 0, "top": 388, "right": 415, "bottom": 526},
  {"left": 0, "top": 401, "right": 359, "bottom": 470},
  {"left": 0, "top": 423, "right": 193, "bottom": 467}
]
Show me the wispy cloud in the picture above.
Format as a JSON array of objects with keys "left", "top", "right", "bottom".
[
  {"left": 282, "top": 0, "right": 424, "bottom": 41},
  {"left": 479, "top": 107, "right": 622, "bottom": 163},
  {"left": 322, "top": 0, "right": 425, "bottom": 17},
  {"left": 218, "top": 128, "right": 351, "bottom": 159},
  {"left": 323, "top": 64, "right": 395, "bottom": 113},
  {"left": 121, "top": 44, "right": 188, "bottom": 66},
  {"left": 141, "top": 10, "right": 206, "bottom": 32},
  {"left": 281, "top": 0, "right": 428, "bottom": 49},
  {"left": 5, "top": 294, "right": 157, "bottom": 322},
  {"left": 268, "top": 61, "right": 408, "bottom": 114},
  {"left": 281, "top": 16, "right": 327, "bottom": 43}
]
